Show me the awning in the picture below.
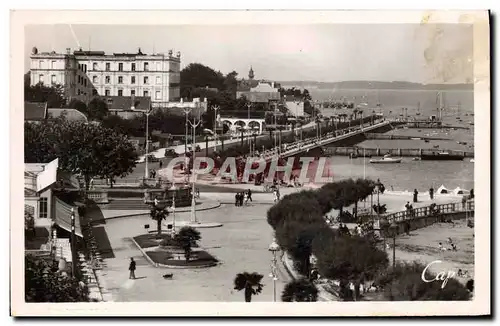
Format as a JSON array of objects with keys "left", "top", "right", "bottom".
[{"left": 54, "top": 197, "right": 83, "bottom": 238}]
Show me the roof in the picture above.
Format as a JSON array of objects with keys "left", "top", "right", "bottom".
[
  {"left": 98, "top": 96, "right": 151, "bottom": 111},
  {"left": 48, "top": 108, "right": 88, "bottom": 122},
  {"left": 24, "top": 102, "right": 47, "bottom": 121},
  {"left": 237, "top": 91, "right": 281, "bottom": 103}
]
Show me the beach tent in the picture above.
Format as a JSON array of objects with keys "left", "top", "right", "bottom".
[
  {"left": 436, "top": 185, "right": 450, "bottom": 194},
  {"left": 453, "top": 187, "right": 469, "bottom": 195}
]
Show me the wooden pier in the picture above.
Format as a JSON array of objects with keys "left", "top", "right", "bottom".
[
  {"left": 323, "top": 147, "right": 474, "bottom": 158},
  {"left": 363, "top": 133, "right": 451, "bottom": 141}
]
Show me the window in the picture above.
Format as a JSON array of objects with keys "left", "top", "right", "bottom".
[
  {"left": 92, "top": 76, "right": 98, "bottom": 84},
  {"left": 144, "top": 90, "right": 149, "bottom": 97},
  {"left": 156, "top": 62, "right": 161, "bottom": 71},
  {"left": 143, "top": 76, "right": 149, "bottom": 84},
  {"left": 155, "top": 91, "right": 161, "bottom": 100},
  {"left": 107, "top": 99, "right": 113, "bottom": 106},
  {"left": 38, "top": 61, "right": 43, "bottom": 69},
  {"left": 39, "top": 198, "right": 48, "bottom": 219},
  {"left": 93, "top": 62, "right": 98, "bottom": 70},
  {"left": 92, "top": 89, "right": 98, "bottom": 96},
  {"left": 118, "top": 63, "right": 123, "bottom": 71},
  {"left": 131, "top": 63, "right": 136, "bottom": 71},
  {"left": 144, "top": 62, "right": 149, "bottom": 71},
  {"left": 51, "top": 75, "right": 56, "bottom": 84},
  {"left": 78, "top": 89, "right": 81, "bottom": 95},
  {"left": 155, "top": 76, "right": 161, "bottom": 85},
  {"left": 118, "top": 76, "right": 123, "bottom": 84},
  {"left": 38, "top": 74, "right": 44, "bottom": 84},
  {"left": 131, "top": 89, "right": 135, "bottom": 96},
  {"left": 83, "top": 64, "right": 87, "bottom": 73},
  {"left": 118, "top": 89, "right": 123, "bottom": 96},
  {"left": 105, "top": 76, "right": 110, "bottom": 84},
  {"left": 105, "top": 89, "right": 110, "bottom": 96},
  {"left": 51, "top": 61, "right": 56, "bottom": 69},
  {"left": 84, "top": 79, "right": 87, "bottom": 87},
  {"left": 78, "top": 75, "right": 81, "bottom": 84},
  {"left": 131, "top": 76, "right": 136, "bottom": 84},
  {"left": 105, "top": 62, "right": 110, "bottom": 71}
]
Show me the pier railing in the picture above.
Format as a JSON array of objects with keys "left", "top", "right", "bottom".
[
  {"left": 323, "top": 147, "right": 474, "bottom": 158},
  {"left": 384, "top": 198, "right": 475, "bottom": 224}
]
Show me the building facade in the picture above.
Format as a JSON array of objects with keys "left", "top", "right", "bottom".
[{"left": 29, "top": 47, "right": 181, "bottom": 106}]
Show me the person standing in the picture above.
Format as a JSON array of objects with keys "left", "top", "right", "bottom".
[
  {"left": 235, "top": 192, "right": 239, "bottom": 207},
  {"left": 129, "top": 258, "right": 136, "bottom": 279},
  {"left": 429, "top": 187, "right": 434, "bottom": 200},
  {"left": 413, "top": 189, "right": 418, "bottom": 203},
  {"left": 239, "top": 192, "right": 244, "bottom": 206},
  {"left": 159, "top": 160, "right": 163, "bottom": 169}
]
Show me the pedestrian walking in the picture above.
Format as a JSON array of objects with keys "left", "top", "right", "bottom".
[
  {"left": 413, "top": 189, "right": 418, "bottom": 203},
  {"left": 247, "top": 189, "right": 253, "bottom": 202},
  {"left": 234, "top": 192, "right": 239, "bottom": 206},
  {"left": 429, "top": 187, "right": 434, "bottom": 200},
  {"left": 159, "top": 160, "right": 163, "bottom": 169},
  {"left": 129, "top": 258, "right": 136, "bottom": 279}
]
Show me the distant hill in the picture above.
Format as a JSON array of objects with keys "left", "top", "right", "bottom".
[{"left": 278, "top": 80, "right": 473, "bottom": 91}]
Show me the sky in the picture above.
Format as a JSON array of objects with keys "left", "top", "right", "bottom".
[{"left": 24, "top": 24, "right": 473, "bottom": 84}]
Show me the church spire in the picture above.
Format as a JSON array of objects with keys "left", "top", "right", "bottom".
[{"left": 248, "top": 66, "right": 254, "bottom": 80}]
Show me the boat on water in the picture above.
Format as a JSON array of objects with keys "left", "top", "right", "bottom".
[
  {"left": 420, "top": 151, "right": 464, "bottom": 161},
  {"left": 370, "top": 154, "right": 403, "bottom": 164}
]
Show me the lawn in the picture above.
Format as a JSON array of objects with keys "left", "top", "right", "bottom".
[
  {"left": 133, "top": 233, "right": 172, "bottom": 248},
  {"left": 146, "top": 250, "right": 218, "bottom": 267}
]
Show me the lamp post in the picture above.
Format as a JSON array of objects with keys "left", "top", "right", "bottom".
[
  {"left": 183, "top": 108, "right": 192, "bottom": 182},
  {"left": 269, "top": 238, "right": 280, "bottom": 302},
  {"left": 170, "top": 183, "right": 177, "bottom": 237},
  {"left": 389, "top": 222, "right": 398, "bottom": 269},
  {"left": 213, "top": 106, "right": 219, "bottom": 152},
  {"left": 70, "top": 208, "right": 76, "bottom": 278},
  {"left": 144, "top": 107, "right": 152, "bottom": 179},
  {"left": 187, "top": 111, "right": 202, "bottom": 224}
]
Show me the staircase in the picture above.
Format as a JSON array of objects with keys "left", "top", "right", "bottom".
[{"left": 99, "top": 198, "right": 151, "bottom": 210}]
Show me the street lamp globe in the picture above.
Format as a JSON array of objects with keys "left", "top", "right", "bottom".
[{"left": 269, "top": 238, "right": 280, "bottom": 252}]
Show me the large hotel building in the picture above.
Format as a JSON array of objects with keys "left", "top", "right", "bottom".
[{"left": 29, "top": 47, "right": 181, "bottom": 107}]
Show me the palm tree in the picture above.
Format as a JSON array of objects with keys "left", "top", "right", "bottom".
[
  {"left": 233, "top": 272, "right": 264, "bottom": 302},
  {"left": 150, "top": 205, "right": 169, "bottom": 236},
  {"left": 281, "top": 279, "right": 319, "bottom": 302},
  {"left": 174, "top": 226, "right": 201, "bottom": 262}
]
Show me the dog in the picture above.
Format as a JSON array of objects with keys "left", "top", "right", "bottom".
[{"left": 163, "top": 273, "right": 173, "bottom": 279}]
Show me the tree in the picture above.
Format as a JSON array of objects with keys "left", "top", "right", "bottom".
[
  {"left": 25, "top": 255, "right": 90, "bottom": 302},
  {"left": 150, "top": 206, "right": 169, "bottom": 236},
  {"left": 174, "top": 226, "right": 201, "bottom": 262},
  {"left": 25, "top": 82, "right": 66, "bottom": 108},
  {"left": 68, "top": 99, "right": 88, "bottom": 115},
  {"left": 281, "top": 279, "right": 319, "bottom": 302},
  {"left": 24, "top": 120, "right": 138, "bottom": 189},
  {"left": 87, "top": 98, "right": 109, "bottom": 121},
  {"left": 313, "top": 235, "right": 388, "bottom": 300},
  {"left": 377, "top": 262, "right": 471, "bottom": 301},
  {"left": 233, "top": 272, "right": 264, "bottom": 302}
]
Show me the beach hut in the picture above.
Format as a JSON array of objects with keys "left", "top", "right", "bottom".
[{"left": 436, "top": 185, "right": 450, "bottom": 194}]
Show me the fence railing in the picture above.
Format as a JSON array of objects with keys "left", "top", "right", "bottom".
[{"left": 384, "top": 198, "right": 475, "bottom": 224}]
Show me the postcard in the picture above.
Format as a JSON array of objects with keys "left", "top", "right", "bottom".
[{"left": 10, "top": 9, "right": 490, "bottom": 316}]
